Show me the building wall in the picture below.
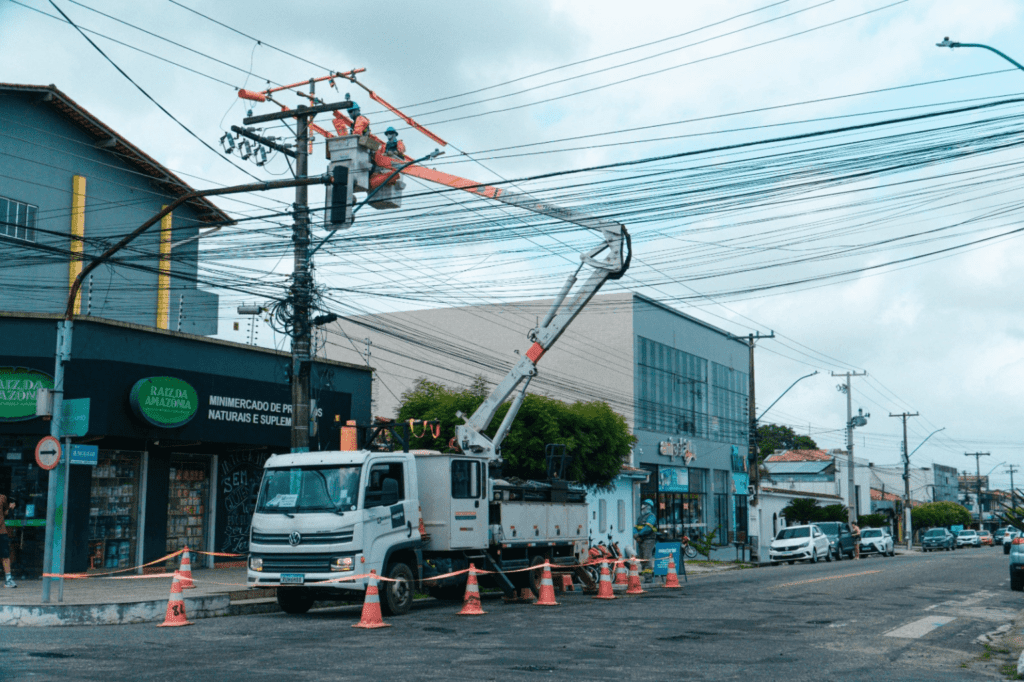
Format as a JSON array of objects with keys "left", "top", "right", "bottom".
[
  {"left": 587, "top": 475, "right": 642, "bottom": 551},
  {"left": 0, "top": 90, "right": 218, "bottom": 334},
  {"left": 322, "top": 292, "right": 637, "bottom": 420},
  {"left": 766, "top": 454, "right": 871, "bottom": 518}
]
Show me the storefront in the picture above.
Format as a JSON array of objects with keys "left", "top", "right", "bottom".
[{"left": 0, "top": 313, "right": 371, "bottom": 577}]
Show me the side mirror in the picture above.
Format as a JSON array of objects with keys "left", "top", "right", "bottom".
[{"left": 381, "top": 478, "right": 400, "bottom": 507}]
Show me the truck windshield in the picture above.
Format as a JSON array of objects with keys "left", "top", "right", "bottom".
[{"left": 257, "top": 465, "right": 361, "bottom": 514}]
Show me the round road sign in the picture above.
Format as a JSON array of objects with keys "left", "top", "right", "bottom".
[{"left": 35, "top": 436, "right": 61, "bottom": 470}]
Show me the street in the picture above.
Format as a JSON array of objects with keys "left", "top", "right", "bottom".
[{"left": 3, "top": 548, "right": 1021, "bottom": 681}]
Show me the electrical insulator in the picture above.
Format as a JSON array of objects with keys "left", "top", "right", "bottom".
[
  {"left": 256, "top": 146, "right": 268, "bottom": 166},
  {"left": 220, "top": 133, "right": 235, "bottom": 154},
  {"left": 240, "top": 139, "right": 252, "bottom": 160}
]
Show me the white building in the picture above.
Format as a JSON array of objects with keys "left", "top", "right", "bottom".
[
  {"left": 762, "top": 449, "right": 871, "bottom": 519},
  {"left": 587, "top": 465, "right": 650, "bottom": 552},
  {"left": 749, "top": 488, "right": 847, "bottom": 563}
]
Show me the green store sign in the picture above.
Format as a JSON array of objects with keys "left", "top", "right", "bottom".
[
  {"left": 0, "top": 367, "right": 54, "bottom": 422},
  {"left": 129, "top": 376, "right": 198, "bottom": 428}
]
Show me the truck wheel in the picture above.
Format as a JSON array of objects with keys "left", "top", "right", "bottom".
[
  {"left": 380, "top": 562, "right": 414, "bottom": 616},
  {"left": 277, "top": 587, "right": 315, "bottom": 614},
  {"left": 1011, "top": 573, "right": 1024, "bottom": 592}
]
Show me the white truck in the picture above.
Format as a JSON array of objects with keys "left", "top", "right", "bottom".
[{"left": 246, "top": 132, "right": 631, "bottom": 615}]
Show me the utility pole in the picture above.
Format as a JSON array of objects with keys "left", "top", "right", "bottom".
[
  {"left": 738, "top": 332, "right": 774, "bottom": 498},
  {"left": 890, "top": 411, "right": 919, "bottom": 550},
  {"left": 966, "top": 452, "right": 990, "bottom": 528},
  {"left": 832, "top": 371, "right": 868, "bottom": 524},
  {"left": 290, "top": 97, "right": 312, "bottom": 453},
  {"left": 1007, "top": 464, "right": 1019, "bottom": 507}
]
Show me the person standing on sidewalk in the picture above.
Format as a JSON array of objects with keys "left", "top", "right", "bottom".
[
  {"left": 851, "top": 521, "right": 862, "bottom": 560},
  {"left": 634, "top": 499, "right": 658, "bottom": 582},
  {"left": 0, "top": 491, "right": 15, "bottom": 587}
]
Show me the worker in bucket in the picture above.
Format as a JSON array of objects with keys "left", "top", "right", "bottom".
[
  {"left": 349, "top": 103, "right": 370, "bottom": 137},
  {"left": 383, "top": 127, "right": 405, "bottom": 158},
  {"left": 633, "top": 499, "right": 658, "bottom": 582}
]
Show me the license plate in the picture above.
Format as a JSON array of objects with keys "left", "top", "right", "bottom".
[{"left": 280, "top": 574, "right": 304, "bottom": 585}]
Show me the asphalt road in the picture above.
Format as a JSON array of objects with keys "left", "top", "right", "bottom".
[{"left": 3, "top": 547, "right": 1021, "bottom": 681}]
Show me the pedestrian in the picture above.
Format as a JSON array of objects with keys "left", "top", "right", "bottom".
[
  {"left": 851, "top": 521, "right": 861, "bottom": 560},
  {"left": 633, "top": 499, "right": 658, "bottom": 583},
  {"left": 1, "top": 490, "right": 15, "bottom": 587}
]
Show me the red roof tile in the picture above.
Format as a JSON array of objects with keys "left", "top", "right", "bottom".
[{"left": 765, "top": 449, "right": 833, "bottom": 463}]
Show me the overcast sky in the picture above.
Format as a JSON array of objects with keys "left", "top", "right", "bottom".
[{"left": 5, "top": 0, "right": 1024, "bottom": 488}]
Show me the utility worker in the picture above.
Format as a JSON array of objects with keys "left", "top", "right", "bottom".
[
  {"left": 383, "top": 127, "right": 405, "bottom": 157},
  {"left": 633, "top": 499, "right": 657, "bottom": 582},
  {"left": 348, "top": 103, "right": 370, "bottom": 137}
]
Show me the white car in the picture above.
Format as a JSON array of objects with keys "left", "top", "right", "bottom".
[
  {"left": 770, "top": 524, "right": 832, "bottom": 565},
  {"left": 1004, "top": 529, "right": 1021, "bottom": 554},
  {"left": 859, "top": 527, "right": 894, "bottom": 557},
  {"left": 957, "top": 529, "right": 980, "bottom": 547}
]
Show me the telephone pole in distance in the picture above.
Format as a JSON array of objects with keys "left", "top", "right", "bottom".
[
  {"left": 890, "top": 411, "right": 918, "bottom": 550},
  {"left": 1007, "top": 464, "right": 1019, "bottom": 506},
  {"left": 965, "top": 452, "right": 991, "bottom": 528},
  {"left": 832, "top": 371, "right": 868, "bottom": 523}
]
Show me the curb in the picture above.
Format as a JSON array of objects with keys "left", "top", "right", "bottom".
[
  {"left": 1018, "top": 647, "right": 1024, "bottom": 677},
  {"left": 0, "top": 594, "right": 231, "bottom": 627}
]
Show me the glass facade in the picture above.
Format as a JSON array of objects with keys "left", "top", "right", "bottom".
[
  {"left": 636, "top": 336, "right": 748, "bottom": 443},
  {"left": 713, "top": 470, "right": 730, "bottom": 544}
]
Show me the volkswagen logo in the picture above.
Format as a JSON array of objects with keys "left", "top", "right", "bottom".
[{"left": 289, "top": 531, "right": 302, "bottom": 547}]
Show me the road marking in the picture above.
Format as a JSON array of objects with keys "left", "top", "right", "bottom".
[
  {"left": 884, "top": 616, "right": 956, "bottom": 639},
  {"left": 923, "top": 604, "right": 938, "bottom": 611},
  {"left": 771, "top": 570, "right": 882, "bottom": 589}
]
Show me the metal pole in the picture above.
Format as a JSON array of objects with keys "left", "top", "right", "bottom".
[
  {"left": 58, "top": 435, "right": 70, "bottom": 602},
  {"left": 291, "top": 104, "right": 311, "bottom": 453},
  {"left": 890, "top": 412, "right": 918, "bottom": 551},
  {"left": 846, "top": 375, "right": 854, "bottom": 523},
  {"left": 966, "top": 452, "right": 990, "bottom": 528},
  {"left": 748, "top": 335, "right": 757, "bottom": 496}
]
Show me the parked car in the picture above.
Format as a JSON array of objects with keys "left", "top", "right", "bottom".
[
  {"left": 957, "top": 529, "right": 981, "bottom": 547},
  {"left": 1004, "top": 529, "right": 1021, "bottom": 555},
  {"left": 979, "top": 530, "right": 994, "bottom": 546},
  {"left": 860, "top": 527, "right": 895, "bottom": 557},
  {"left": 770, "top": 524, "right": 833, "bottom": 565},
  {"left": 1010, "top": 538, "right": 1024, "bottom": 591},
  {"left": 921, "top": 527, "right": 956, "bottom": 552},
  {"left": 995, "top": 527, "right": 1010, "bottom": 544},
  {"left": 815, "top": 521, "right": 856, "bottom": 561}
]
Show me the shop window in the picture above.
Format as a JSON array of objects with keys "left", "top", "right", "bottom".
[
  {"left": 88, "top": 453, "right": 141, "bottom": 570},
  {"left": 166, "top": 459, "right": 209, "bottom": 567}
]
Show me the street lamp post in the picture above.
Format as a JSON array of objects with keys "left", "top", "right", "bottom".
[
  {"left": 936, "top": 38, "right": 1024, "bottom": 72},
  {"left": 903, "top": 427, "right": 944, "bottom": 550}
]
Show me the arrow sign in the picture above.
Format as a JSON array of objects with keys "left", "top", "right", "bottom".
[{"left": 35, "top": 436, "right": 61, "bottom": 470}]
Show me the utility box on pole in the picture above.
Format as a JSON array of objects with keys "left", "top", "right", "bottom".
[{"left": 326, "top": 135, "right": 405, "bottom": 217}]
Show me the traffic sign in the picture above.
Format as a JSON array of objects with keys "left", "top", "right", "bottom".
[
  {"left": 35, "top": 436, "right": 61, "bottom": 470},
  {"left": 69, "top": 444, "right": 98, "bottom": 466},
  {"left": 60, "top": 398, "right": 90, "bottom": 437}
]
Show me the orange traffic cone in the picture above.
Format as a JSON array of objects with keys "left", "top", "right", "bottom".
[
  {"left": 353, "top": 570, "right": 391, "bottom": 629},
  {"left": 613, "top": 559, "right": 628, "bottom": 585},
  {"left": 559, "top": 574, "right": 574, "bottom": 593},
  {"left": 535, "top": 562, "right": 559, "bottom": 606},
  {"left": 626, "top": 558, "right": 645, "bottom": 595},
  {"left": 158, "top": 571, "right": 193, "bottom": 627},
  {"left": 177, "top": 546, "right": 194, "bottom": 589},
  {"left": 664, "top": 551, "right": 681, "bottom": 589},
  {"left": 458, "top": 564, "right": 486, "bottom": 616},
  {"left": 592, "top": 560, "right": 616, "bottom": 600}
]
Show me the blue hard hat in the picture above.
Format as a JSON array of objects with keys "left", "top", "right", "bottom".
[
  {"left": 385, "top": 127, "right": 398, "bottom": 136},
  {"left": 643, "top": 499, "right": 654, "bottom": 508},
  {"left": 349, "top": 102, "right": 360, "bottom": 112}
]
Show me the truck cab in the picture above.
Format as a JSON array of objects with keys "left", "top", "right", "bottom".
[{"left": 247, "top": 449, "right": 421, "bottom": 615}]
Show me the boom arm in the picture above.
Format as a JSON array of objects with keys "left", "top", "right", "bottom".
[{"left": 409, "top": 165, "right": 633, "bottom": 461}]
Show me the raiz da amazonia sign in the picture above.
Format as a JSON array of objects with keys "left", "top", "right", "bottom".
[
  {"left": 0, "top": 367, "right": 54, "bottom": 422},
  {"left": 129, "top": 376, "right": 198, "bottom": 428}
]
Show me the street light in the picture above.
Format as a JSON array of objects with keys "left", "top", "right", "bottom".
[
  {"left": 750, "top": 370, "right": 819, "bottom": 483},
  {"left": 936, "top": 37, "right": 1024, "bottom": 72}
]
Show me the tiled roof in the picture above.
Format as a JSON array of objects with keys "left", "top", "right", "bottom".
[
  {"left": 760, "top": 487, "right": 843, "bottom": 501},
  {"left": 871, "top": 488, "right": 901, "bottom": 502},
  {"left": 765, "top": 449, "right": 833, "bottom": 463}
]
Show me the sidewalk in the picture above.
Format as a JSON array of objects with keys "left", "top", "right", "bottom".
[{"left": 0, "top": 567, "right": 277, "bottom": 627}]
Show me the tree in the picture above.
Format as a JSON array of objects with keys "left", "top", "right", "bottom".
[
  {"left": 755, "top": 423, "right": 817, "bottom": 461},
  {"left": 858, "top": 513, "right": 889, "bottom": 528},
  {"left": 396, "top": 377, "right": 635, "bottom": 487},
  {"left": 817, "top": 505, "right": 850, "bottom": 522},
  {"left": 781, "top": 498, "right": 820, "bottom": 525},
  {"left": 911, "top": 501, "right": 971, "bottom": 530}
]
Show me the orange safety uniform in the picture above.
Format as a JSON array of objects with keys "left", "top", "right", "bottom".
[{"left": 351, "top": 115, "right": 370, "bottom": 136}]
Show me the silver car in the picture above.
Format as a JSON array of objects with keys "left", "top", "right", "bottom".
[
  {"left": 957, "top": 529, "right": 980, "bottom": 548},
  {"left": 770, "top": 524, "right": 833, "bottom": 565}
]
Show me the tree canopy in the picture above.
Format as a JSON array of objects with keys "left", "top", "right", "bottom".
[
  {"left": 396, "top": 377, "right": 635, "bottom": 487},
  {"left": 911, "top": 501, "right": 971, "bottom": 530},
  {"left": 756, "top": 423, "right": 817, "bottom": 461},
  {"left": 780, "top": 498, "right": 848, "bottom": 525}
]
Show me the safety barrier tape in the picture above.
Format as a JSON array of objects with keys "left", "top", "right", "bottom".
[{"left": 41, "top": 549, "right": 246, "bottom": 580}]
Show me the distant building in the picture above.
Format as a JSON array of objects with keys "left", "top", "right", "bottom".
[
  {"left": 763, "top": 449, "right": 871, "bottom": 520},
  {"left": 0, "top": 83, "right": 226, "bottom": 334}
]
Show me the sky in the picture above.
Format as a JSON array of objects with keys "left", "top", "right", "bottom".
[{"left": 4, "top": 0, "right": 1024, "bottom": 489}]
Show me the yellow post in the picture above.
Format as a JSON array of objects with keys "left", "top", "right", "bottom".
[
  {"left": 68, "top": 175, "right": 87, "bottom": 315},
  {"left": 156, "top": 207, "right": 172, "bottom": 329}
]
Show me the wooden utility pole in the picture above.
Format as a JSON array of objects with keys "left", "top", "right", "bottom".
[
  {"left": 965, "top": 452, "right": 991, "bottom": 528},
  {"left": 890, "top": 411, "right": 918, "bottom": 549}
]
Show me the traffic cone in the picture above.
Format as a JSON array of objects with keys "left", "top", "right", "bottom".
[
  {"left": 177, "top": 546, "right": 194, "bottom": 589},
  {"left": 626, "top": 558, "right": 645, "bottom": 595},
  {"left": 664, "top": 551, "right": 681, "bottom": 589},
  {"left": 353, "top": 570, "right": 391, "bottom": 629},
  {"left": 157, "top": 571, "right": 192, "bottom": 627},
  {"left": 592, "top": 561, "right": 616, "bottom": 600},
  {"left": 559, "top": 574, "right": 574, "bottom": 593},
  {"left": 458, "top": 564, "right": 486, "bottom": 616},
  {"left": 535, "top": 562, "right": 559, "bottom": 606},
  {"left": 613, "top": 559, "right": 628, "bottom": 585}
]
